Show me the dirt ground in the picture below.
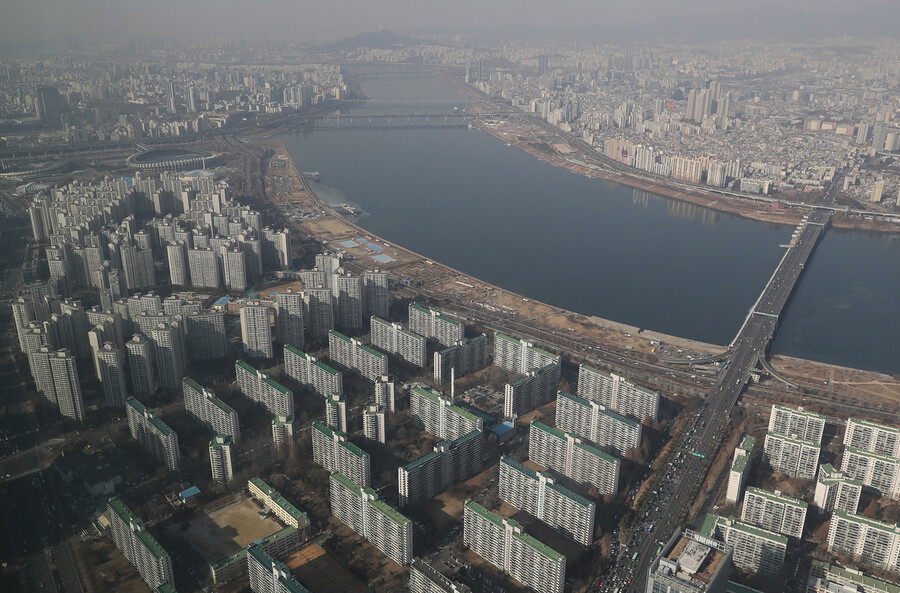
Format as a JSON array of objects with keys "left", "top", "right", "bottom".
[
  {"left": 285, "top": 542, "right": 367, "bottom": 593},
  {"left": 74, "top": 538, "right": 150, "bottom": 593},
  {"left": 179, "top": 498, "right": 281, "bottom": 561}
]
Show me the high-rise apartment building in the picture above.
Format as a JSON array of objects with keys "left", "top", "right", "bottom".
[
  {"left": 209, "top": 434, "right": 234, "bottom": 483},
  {"left": 166, "top": 242, "right": 188, "bottom": 286},
  {"left": 763, "top": 432, "right": 820, "bottom": 479},
  {"left": 363, "top": 404, "right": 387, "bottom": 444},
  {"left": 222, "top": 248, "right": 247, "bottom": 291},
  {"left": 808, "top": 559, "right": 900, "bottom": 593},
  {"left": 555, "top": 390, "right": 642, "bottom": 456},
  {"left": 150, "top": 321, "right": 186, "bottom": 391},
  {"left": 374, "top": 375, "right": 396, "bottom": 414},
  {"left": 576, "top": 365, "right": 659, "bottom": 422},
  {"left": 275, "top": 290, "right": 305, "bottom": 349},
  {"left": 247, "top": 543, "right": 310, "bottom": 593},
  {"left": 433, "top": 334, "right": 487, "bottom": 385},
  {"left": 283, "top": 345, "right": 342, "bottom": 399},
  {"left": 126, "top": 334, "right": 156, "bottom": 395},
  {"left": 768, "top": 404, "right": 826, "bottom": 445},
  {"left": 312, "top": 422, "right": 371, "bottom": 487},
  {"left": 107, "top": 498, "right": 175, "bottom": 591},
  {"left": 398, "top": 431, "right": 483, "bottom": 508},
  {"left": 844, "top": 418, "right": 900, "bottom": 458},
  {"left": 187, "top": 248, "right": 221, "bottom": 289},
  {"left": 645, "top": 529, "right": 732, "bottom": 593},
  {"left": 741, "top": 487, "right": 808, "bottom": 539},
  {"left": 185, "top": 309, "right": 226, "bottom": 360},
  {"left": 410, "top": 386, "right": 484, "bottom": 441},
  {"left": 325, "top": 392, "right": 348, "bottom": 433},
  {"left": 241, "top": 302, "right": 273, "bottom": 359},
  {"left": 499, "top": 456, "right": 595, "bottom": 546},
  {"left": 370, "top": 317, "right": 427, "bottom": 367},
  {"left": 840, "top": 446, "right": 900, "bottom": 500},
  {"left": 125, "top": 398, "right": 180, "bottom": 471},
  {"left": 50, "top": 349, "right": 86, "bottom": 421},
  {"left": 408, "top": 304, "right": 464, "bottom": 348},
  {"left": 97, "top": 342, "right": 128, "bottom": 408},
  {"left": 332, "top": 271, "right": 363, "bottom": 331},
  {"left": 529, "top": 420, "right": 620, "bottom": 496},
  {"left": 504, "top": 363, "right": 560, "bottom": 418},
  {"left": 826, "top": 510, "right": 900, "bottom": 574},
  {"left": 328, "top": 330, "right": 388, "bottom": 382},
  {"left": 726, "top": 435, "right": 756, "bottom": 504},
  {"left": 813, "top": 464, "right": 862, "bottom": 515},
  {"left": 463, "top": 500, "right": 565, "bottom": 593},
  {"left": 329, "top": 472, "right": 413, "bottom": 565},
  {"left": 235, "top": 361, "right": 294, "bottom": 418},
  {"left": 183, "top": 377, "right": 241, "bottom": 445},
  {"left": 493, "top": 332, "right": 560, "bottom": 375},
  {"left": 305, "top": 287, "right": 334, "bottom": 338},
  {"left": 703, "top": 515, "right": 787, "bottom": 575},
  {"left": 271, "top": 414, "right": 295, "bottom": 449},
  {"left": 363, "top": 270, "right": 389, "bottom": 320}
]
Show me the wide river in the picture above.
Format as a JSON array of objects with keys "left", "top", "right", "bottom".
[{"left": 280, "top": 70, "right": 900, "bottom": 375}]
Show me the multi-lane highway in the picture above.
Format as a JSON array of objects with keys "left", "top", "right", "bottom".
[{"left": 599, "top": 210, "right": 831, "bottom": 593}]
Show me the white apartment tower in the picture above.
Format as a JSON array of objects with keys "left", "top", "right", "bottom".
[
  {"left": 97, "top": 342, "right": 128, "bottom": 408},
  {"left": 209, "top": 434, "right": 235, "bottom": 483},
  {"left": 241, "top": 302, "right": 273, "bottom": 359},
  {"left": 370, "top": 316, "right": 427, "bottom": 367},
  {"left": 275, "top": 290, "right": 305, "bottom": 349},
  {"left": 363, "top": 404, "right": 388, "bottom": 444}
]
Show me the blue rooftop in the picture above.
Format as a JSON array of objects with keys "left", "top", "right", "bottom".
[
  {"left": 491, "top": 421, "right": 515, "bottom": 435},
  {"left": 180, "top": 486, "right": 201, "bottom": 500}
]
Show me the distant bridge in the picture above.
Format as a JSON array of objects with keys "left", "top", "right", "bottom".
[{"left": 310, "top": 114, "right": 469, "bottom": 130}]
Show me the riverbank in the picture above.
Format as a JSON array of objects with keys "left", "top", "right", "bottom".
[
  {"left": 251, "top": 134, "right": 900, "bottom": 417},
  {"left": 472, "top": 117, "right": 900, "bottom": 234}
]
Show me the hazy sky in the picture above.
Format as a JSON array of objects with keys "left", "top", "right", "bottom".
[{"left": 0, "top": 0, "right": 894, "bottom": 43}]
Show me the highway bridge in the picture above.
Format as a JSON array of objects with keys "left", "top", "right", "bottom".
[
  {"left": 310, "top": 113, "right": 469, "bottom": 130},
  {"left": 601, "top": 210, "right": 831, "bottom": 593}
]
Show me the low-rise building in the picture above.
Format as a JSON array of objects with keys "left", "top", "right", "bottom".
[{"left": 646, "top": 528, "right": 732, "bottom": 593}]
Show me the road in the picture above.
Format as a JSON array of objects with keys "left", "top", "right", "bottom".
[{"left": 599, "top": 211, "right": 830, "bottom": 593}]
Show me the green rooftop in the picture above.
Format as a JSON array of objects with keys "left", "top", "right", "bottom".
[
  {"left": 284, "top": 344, "right": 307, "bottom": 358},
  {"left": 236, "top": 360, "right": 257, "bottom": 374},
  {"left": 502, "top": 456, "right": 539, "bottom": 480},
  {"left": 528, "top": 345, "right": 558, "bottom": 361},
  {"left": 368, "top": 499, "right": 411, "bottom": 526},
  {"left": 209, "top": 396, "right": 235, "bottom": 415},
  {"left": 136, "top": 529, "right": 170, "bottom": 559},
  {"left": 156, "top": 583, "right": 179, "bottom": 593},
  {"left": 329, "top": 330, "right": 352, "bottom": 343},
  {"left": 402, "top": 449, "right": 444, "bottom": 473},
  {"left": 340, "top": 440, "right": 369, "bottom": 459},
  {"left": 732, "top": 453, "right": 748, "bottom": 474},
  {"left": 495, "top": 332, "right": 519, "bottom": 344},
  {"left": 516, "top": 530, "right": 565, "bottom": 563},
  {"left": 182, "top": 377, "right": 203, "bottom": 393},
  {"left": 773, "top": 404, "right": 825, "bottom": 420},
  {"left": 532, "top": 420, "right": 566, "bottom": 440},
  {"left": 726, "top": 518, "right": 788, "bottom": 544},
  {"left": 330, "top": 472, "right": 377, "bottom": 497},
  {"left": 358, "top": 343, "right": 385, "bottom": 359},
  {"left": 699, "top": 513, "right": 719, "bottom": 537},
  {"left": 833, "top": 509, "right": 900, "bottom": 534},
  {"left": 766, "top": 431, "right": 820, "bottom": 448},
  {"left": 740, "top": 435, "right": 757, "bottom": 451},
  {"left": 745, "top": 487, "right": 807, "bottom": 509},
  {"left": 849, "top": 417, "right": 900, "bottom": 435},
  {"left": 465, "top": 500, "right": 510, "bottom": 530},
  {"left": 845, "top": 445, "right": 900, "bottom": 464},
  {"left": 250, "top": 477, "right": 275, "bottom": 495},
  {"left": 574, "top": 440, "right": 619, "bottom": 464},
  {"left": 810, "top": 559, "right": 900, "bottom": 593},
  {"left": 148, "top": 416, "right": 174, "bottom": 436},
  {"left": 581, "top": 364, "right": 612, "bottom": 379},
  {"left": 107, "top": 497, "right": 142, "bottom": 526},
  {"left": 263, "top": 378, "right": 290, "bottom": 395},
  {"left": 272, "top": 496, "right": 309, "bottom": 527},
  {"left": 312, "top": 360, "right": 340, "bottom": 375}
]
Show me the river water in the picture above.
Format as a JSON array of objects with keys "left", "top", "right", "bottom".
[{"left": 279, "top": 70, "right": 900, "bottom": 375}]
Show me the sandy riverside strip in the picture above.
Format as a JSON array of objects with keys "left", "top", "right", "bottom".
[
  {"left": 471, "top": 118, "right": 900, "bottom": 234},
  {"left": 271, "top": 139, "right": 900, "bottom": 404}
]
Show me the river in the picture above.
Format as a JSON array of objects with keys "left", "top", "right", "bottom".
[{"left": 279, "top": 69, "right": 900, "bottom": 375}]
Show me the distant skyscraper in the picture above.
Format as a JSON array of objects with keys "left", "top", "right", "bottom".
[
  {"left": 126, "top": 334, "right": 156, "bottom": 395},
  {"left": 166, "top": 242, "right": 188, "bottom": 287},
  {"left": 363, "top": 270, "right": 389, "bottom": 320},
  {"left": 241, "top": 302, "right": 273, "bottom": 359},
  {"left": 151, "top": 321, "right": 186, "bottom": 391},
  {"left": 538, "top": 54, "right": 549, "bottom": 76},
  {"left": 37, "top": 87, "right": 65, "bottom": 128},
  {"left": 166, "top": 81, "right": 177, "bottom": 114},
  {"left": 187, "top": 82, "right": 197, "bottom": 113},
  {"left": 50, "top": 349, "right": 85, "bottom": 421}
]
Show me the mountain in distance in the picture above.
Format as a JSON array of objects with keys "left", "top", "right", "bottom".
[{"left": 321, "top": 30, "right": 413, "bottom": 51}]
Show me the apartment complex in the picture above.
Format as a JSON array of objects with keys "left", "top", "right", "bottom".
[
  {"left": 370, "top": 316, "right": 427, "bottom": 367},
  {"left": 504, "top": 362, "right": 561, "bottom": 418},
  {"left": 841, "top": 446, "right": 900, "bottom": 500},
  {"left": 107, "top": 498, "right": 175, "bottom": 591},
  {"left": 311, "top": 422, "right": 371, "bottom": 487},
  {"left": 493, "top": 332, "right": 560, "bottom": 375},
  {"left": 529, "top": 420, "right": 620, "bottom": 496},
  {"left": 555, "top": 390, "right": 642, "bottom": 456},
  {"left": 398, "top": 431, "right": 483, "bottom": 508},
  {"left": 763, "top": 432, "right": 820, "bottom": 479},
  {"left": 328, "top": 330, "right": 388, "bottom": 382},
  {"left": 125, "top": 398, "right": 180, "bottom": 471},
  {"left": 329, "top": 472, "right": 413, "bottom": 566},
  {"left": 363, "top": 404, "right": 388, "bottom": 444},
  {"left": 183, "top": 377, "right": 241, "bottom": 445},
  {"left": 235, "top": 361, "right": 294, "bottom": 418},
  {"left": 826, "top": 510, "right": 900, "bottom": 574},
  {"left": 741, "top": 487, "right": 808, "bottom": 539},
  {"left": 726, "top": 435, "right": 756, "bottom": 504},
  {"left": 374, "top": 375, "right": 396, "bottom": 414},
  {"left": 814, "top": 464, "right": 863, "bottom": 515},
  {"left": 703, "top": 515, "right": 787, "bottom": 575},
  {"left": 408, "top": 558, "right": 472, "bottom": 593},
  {"left": 807, "top": 559, "right": 900, "bottom": 593},
  {"left": 247, "top": 477, "right": 311, "bottom": 532},
  {"left": 646, "top": 529, "right": 732, "bottom": 593},
  {"left": 462, "top": 500, "right": 566, "bottom": 593},
  {"left": 499, "top": 456, "right": 596, "bottom": 546},
  {"left": 576, "top": 365, "right": 659, "bottom": 422},
  {"left": 410, "top": 386, "right": 485, "bottom": 440},
  {"left": 844, "top": 418, "right": 900, "bottom": 458},
  {"left": 769, "top": 404, "right": 826, "bottom": 445},
  {"left": 283, "top": 345, "right": 343, "bottom": 399},
  {"left": 433, "top": 334, "right": 488, "bottom": 385},
  {"left": 275, "top": 289, "right": 305, "bottom": 350},
  {"left": 209, "top": 434, "right": 234, "bottom": 483},
  {"left": 408, "top": 304, "right": 464, "bottom": 348}
]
